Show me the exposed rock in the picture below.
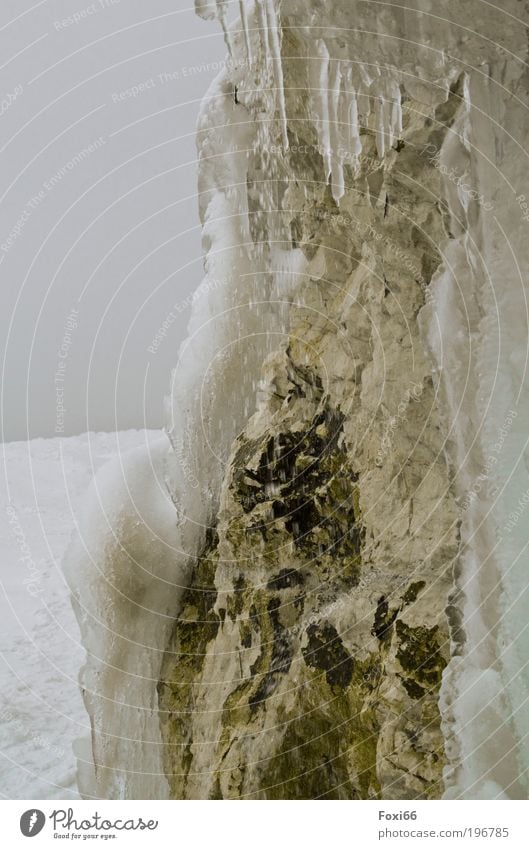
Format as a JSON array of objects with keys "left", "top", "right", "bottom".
[{"left": 158, "top": 31, "right": 464, "bottom": 796}]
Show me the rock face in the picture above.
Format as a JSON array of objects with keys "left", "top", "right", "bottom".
[{"left": 158, "top": 14, "right": 468, "bottom": 796}]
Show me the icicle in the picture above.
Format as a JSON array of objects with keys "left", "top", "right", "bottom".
[
  {"left": 359, "top": 63, "right": 375, "bottom": 88},
  {"left": 337, "top": 67, "right": 351, "bottom": 150},
  {"left": 239, "top": 0, "right": 253, "bottom": 64},
  {"left": 393, "top": 83, "right": 403, "bottom": 137},
  {"left": 387, "top": 81, "right": 402, "bottom": 147},
  {"left": 329, "top": 60, "right": 345, "bottom": 202},
  {"left": 255, "top": 0, "right": 270, "bottom": 60},
  {"left": 349, "top": 87, "right": 362, "bottom": 156},
  {"left": 350, "top": 87, "right": 359, "bottom": 139},
  {"left": 311, "top": 39, "right": 331, "bottom": 179},
  {"left": 195, "top": 0, "right": 217, "bottom": 20},
  {"left": 386, "top": 92, "right": 395, "bottom": 148},
  {"left": 375, "top": 95, "right": 386, "bottom": 158},
  {"left": 216, "top": 0, "right": 233, "bottom": 56},
  {"left": 264, "top": 0, "right": 288, "bottom": 149}
]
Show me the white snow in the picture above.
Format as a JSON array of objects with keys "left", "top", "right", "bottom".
[{"left": 0, "top": 430, "right": 158, "bottom": 799}]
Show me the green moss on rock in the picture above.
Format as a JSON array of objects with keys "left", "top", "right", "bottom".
[
  {"left": 302, "top": 622, "right": 354, "bottom": 688},
  {"left": 395, "top": 620, "right": 447, "bottom": 689}
]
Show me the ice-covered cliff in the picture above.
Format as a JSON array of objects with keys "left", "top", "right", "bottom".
[{"left": 68, "top": 0, "right": 529, "bottom": 799}]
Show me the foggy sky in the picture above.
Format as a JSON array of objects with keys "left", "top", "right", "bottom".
[{"left": 0, "top": 0, "right": 226, "bottom": 441}]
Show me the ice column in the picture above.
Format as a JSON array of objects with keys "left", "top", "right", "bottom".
[
  {"left": 216, "top": 0, "right": 233, "bottom": 55},
  {"left": 239, "top": 0, "right": 253, "bottom": 64},
  {"left": 329, "top": 60, "right": 345, "bottom": 202},
  {"left": 310, "top": 39, "right": 332, "bottom": 180},
  {"left": 264, "top": 0, "right": 289, "bottom": 149}
]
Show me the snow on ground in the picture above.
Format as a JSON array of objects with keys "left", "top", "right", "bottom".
[{"left": 0, "top": 430, "right": 161, "bottom": 799}]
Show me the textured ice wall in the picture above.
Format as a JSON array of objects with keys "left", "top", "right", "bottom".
[
  {"left": 64, "top": 434, "right": 186, "bottom": 798},
  {"left": 424, "top": 64, "right": 529, "bottom": 798}
]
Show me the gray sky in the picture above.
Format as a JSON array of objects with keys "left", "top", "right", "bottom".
[{"left": 0, "top": 0, "right": 227, "bottom": 442}]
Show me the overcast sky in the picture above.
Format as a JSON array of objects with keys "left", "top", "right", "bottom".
[{"left": 0, "top": 0, "right": 227, "bottom": 442}]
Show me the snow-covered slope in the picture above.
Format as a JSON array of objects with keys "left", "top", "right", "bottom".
[
  {"left": 63, "top": 431, "right": 190, "bottom": 800},
  {"left": 0, "top": 430, "right": 159, "bottom": 799}
]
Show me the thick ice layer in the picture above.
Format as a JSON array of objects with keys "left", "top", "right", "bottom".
[
  {"left": 0, "top": 430, "right": 155, "bottom": 799},
  {"left": 423, "top": 64, "right": 529, "bottom": 798},
  {"left": 264, "top": 0, "right": 288, "bottom": 149},
  {"left": 64, "top": 434, "right": 188, "bottom": 799},
  {"left": 310, "top": 39, "right": 332, "bottom": 180},
  {"left": 239, "top": 0, "right": 252, "bottom": 64}
]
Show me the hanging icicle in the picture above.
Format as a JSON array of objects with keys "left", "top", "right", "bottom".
[
  {"left": 349, "top": 87, "right": 362, "bottom": 157},
  {"left": 238, "top": 0, "right": 253, "bottom": 65},
  {"left": 390, "top": 81, "right": 403, "bottom": 143},
  {"left": 216, "top": 0, "right": 233, "bottom": 56},
  {"left": 359, "top": 62, "right": 375, "bottom": 88},
  {"left": 264, "top": 0, "right": 289, "bottom": 149},
  {"left": 375, "top": 94, "right": 386, "bottom": 158},
  {"left": 311, "top": 39, "right": 332, "bottom": 180},
  {"left": 195, "top": 0, "right": 217, "bottom": 20},
  {"left": 329, "top": 60, "right": 345, "bottom": 202},
  {"left": 255, "top": 0, "right": 270, "bottom": 69}
]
